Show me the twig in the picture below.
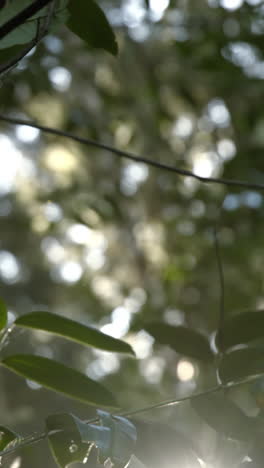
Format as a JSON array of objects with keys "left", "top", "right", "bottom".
[
  {"left": 0, "top": 374, "right": 260, "bottom": 459},
  {"left": 1, "top": 115, "right": 264, "bottom": 191},
  {"left": 0, "top": 0, "right": 53, "bottom": 40},
  {"left": 213, "top": 227, "right": 225, "bottom": 354}
]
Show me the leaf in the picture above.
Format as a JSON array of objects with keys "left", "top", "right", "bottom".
[
  {"left": 1, "top": 354, "right": 117, "bottom": 408},
  {"left": 66, "top": 0, "right": 118, "bottom": 55},
  {"left": 46, "top": 412, "right": 137, "bottom": 468},
  {"left": 46, "top": 413, "right": 93, "bottom": 468},
  {"left": 0, "top": 426, "right": 20, "bottom": 451},
  {"left": 97, "top": 410, "right": 137, "bottom": 464},
  {"left": 145, "top": 322, "right": 213, "bottom": 362},
  {"left": 15, "top": 311, "right": 134, "bottom": 355},
  {"left": 216, "top": 310, "right": 264, "bottom": 350},
  {"left": 191, "top": 393, "right": 254, "bottom": 440},
  {"left": 218, "top": 347, "right": 264, "bottom": 384},
  {"left": 0, "top": 297, "right": 7, "bottom": 331},
  {"left": 0, "top": 0, "right": 68, "bottom": 50}
]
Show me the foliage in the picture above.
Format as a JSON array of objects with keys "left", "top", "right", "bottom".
[{"left": 1, "top": 0, "right": 264, "bottom": 467}]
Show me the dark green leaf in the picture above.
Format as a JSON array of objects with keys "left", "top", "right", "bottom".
[
  {"left": 1, "top": 354, "right": 117, "bottom": 407},
  {"left": 46, "top": 413, "right": 93, "bottom": 468},
  {"left": 15, "top": 311, "right": 134, "bottom": 355},
  {"left": 218, "top": 347, "right": 264, "bottom": 384},
  {"left": 145, "top": 322, "right": 213, "bottom": 362},
  {"left": 0, "top": 425, "right": 20, "bottom": 451},
  {"left": 0, "top": 297, "right": 7, "bottom": 331},
  {"left": 67, "top": 0, "right": 118, "bottom": 55},
  {"left": 216, "top": 310, "right": 264, "bottom": 350},
  {"left": 191, "top": 393, "right": 254, "bottom": 440}
]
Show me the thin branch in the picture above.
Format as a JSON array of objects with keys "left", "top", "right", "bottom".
[
  {"left": 1, "top": 115, "right": 264, "bottom": 191},
  {"left": 0, "top": 374, "right": 259, "bottom": 459},
  {"left": 0, "top": 0, "right": 53, "bottom": 40},
  {"left": 213, "top": 226, "right": 225, "bottom": 353}
]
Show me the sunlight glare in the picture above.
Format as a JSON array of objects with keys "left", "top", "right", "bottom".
[{"left": 177, "top": 359, "right": 195, "bottom": 381}]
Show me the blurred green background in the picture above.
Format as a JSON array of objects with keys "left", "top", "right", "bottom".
[{"left": 1, "top": 0, "right": 264, "bottom": 466}]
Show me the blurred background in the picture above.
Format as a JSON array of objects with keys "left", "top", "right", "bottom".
[{"left": 1, "top": 0, "right": 264, "bottom": 466}]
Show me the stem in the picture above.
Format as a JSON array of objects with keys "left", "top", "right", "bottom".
[
  {"left": 0, "top": 0, "right": 53, "bottom": 40},
  {"left": 0, "top": 375, "right": 259, "bottom": 459},
  {"left": 0, "top": 115, "right": 264, "bottom": 191}
]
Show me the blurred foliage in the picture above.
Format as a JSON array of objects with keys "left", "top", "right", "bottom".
[{"left": 1, "top": 0, "right": 264, "bottom": 466}]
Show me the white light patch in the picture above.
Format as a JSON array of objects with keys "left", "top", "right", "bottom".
[
  {"left": 41, "top": 237, "right": 66, "bottom": 263},
  {"left": 0, "top": 251, "right": 21, "bottom": 283},
  {"left": 0, "top": 135, "right": 23, "bottom": 194},
  {"left": 207, "top": 99, "right": 231, "bottom": 127},
  {"left": 172, "top": 115, "right": 193, "bottom": 138},
  {"left": 217, "top": 138, "right": 236, "bottom": 160},
  {"left": 48, "top": 66, "right": 72, "bottom": 92},
  {"left": 101, "top": 306, "right": 131, "bottom": 339},
  {"left": 67, "top": 224, "right": 91, "bottom": 244},
  {"left": 43, "top": 202, "right": 62, "bottom": 222},
  {"left": 130, "top": 330, "right": 154, "bottom": 359},
  {"left": 220, "top": 0, "right": 244, "bottom": 9},
  {"left": 121, "top": 162, "right": 149, "bottom": 196},
  {"left": 192, "top": 152, "right": 216, "bottom": 178},
  {"left": 149, "top": 0, "right": 169, "bottom": 21},
  {"left": 53, "top": 261, "right": 83, "bottom": 283},
  {"left": 85, "top": 248, "right": 105, "bottom": 271},
  {"left": 122, "top": 0, "right": 146, "bottom": 28},
  {"left": 10, "top": 457, "right": 21, "bottom": 468},
  {"left": 177, "top": 359, "right": 195, "bottom": 381},
  {"left": 26, "top": 379, "right": 42, "bottom": 390},
  {"left": 15, "top": 125, "right": 40, "bottom": 143}
]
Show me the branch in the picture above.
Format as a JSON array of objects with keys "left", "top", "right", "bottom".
[
  {"left": 0, "top": 0, "right": 53, "bottom": 40},
  {"left": 0, "top": 115, "right": 264, "bottom": 191},
  {"left": 213, "top": 226, "right": 225, "bottom": 354},
  {"left": 0, "top": 374, "right": 259, "bottom": 459}
]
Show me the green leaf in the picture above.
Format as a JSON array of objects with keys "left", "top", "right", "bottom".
[
  {"left": 15, "top": 311, "right": 134, "bottom": 355},
  {"left": 0, "top": 426, "right": 20, "bottom": 452},
  {"left": 1, "top": 354, "right": 117, "bottom": 407},
  {"left": 145, "top": 322, "right": 213, "bottom": 362},
  {"left": 0, "top": 297, "right": 7, "bottom": 331},
  {"left": 216, "top": 310, "right": 264, "bottom": 350},
  {"left": 66, "top": 0, "right": 118, "bottom": 55},
  {"left": 191, "top": 393, "right": 254, "bottom": 440},
  {"left": 0, "top": 0, "right": 68, "bottom": 50},
  {"left": 46, "top": 413, "right": 93, "bottom": 468},
  {"left": 218, "top": 347, "right": 264, "bottom": 384}
]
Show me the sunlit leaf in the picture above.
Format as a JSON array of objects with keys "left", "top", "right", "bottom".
[
  {"left": 1, "top": 354, "right": 117, "bottom": 407},
  {"left": 97, "top": 410, "right": 137, "bottom": 464},
  {"left": 145, "top": 322, "right": 213, "bottom": 361},
  {"left": 15, "top": 311, "right": 134, "bottom": 355},
  {"left": 46, "top": 411, "right": 137, "bottom": 468},
  {"left": 216, "top": 310, "right": 264, "bottom": 350},
  {"left": 0, "top": 297, "right": 7, "bottom": 331},
  {"left": 67, "top": 0, "right": 118, "bottom": 55},
  {"left": 191, "top": 393, "right": 254, "bottom": 440},
  {"left": 218, "top": 347, "right": 264, "bottom": 384},
  {"left": 0, "top": 425, "right": 20, "bottom": 452}
]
